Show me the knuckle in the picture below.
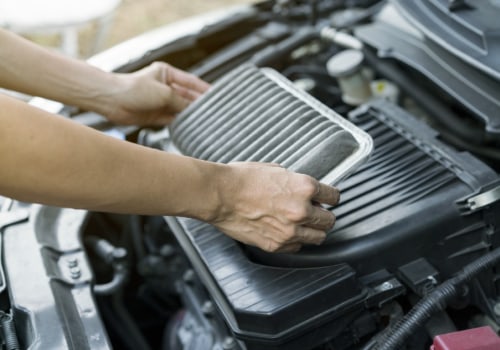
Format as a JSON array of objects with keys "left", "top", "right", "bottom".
[
  {"left": 288, "top": 205, "right": 309, "bottom": 222},
  {"left": 152, "top": 61, "right": 167, "bottom": 69},
  {"left": 298, "top": 176, "right": 318, "bottom": 198},
  {"left": 282, "top": 227, "right": 297, "bottom": 241},
  {"left": 312, "top": 231, "right": 327, "bottom": 245},
  {"left": 150, "top": 61, "right": 165, "bottom": 72},
  {"left": 264, "top": 240, "right": 281, "bottom": 253},
  {"left": 311, "top": 213, "right": 321, "bottom": 226}
]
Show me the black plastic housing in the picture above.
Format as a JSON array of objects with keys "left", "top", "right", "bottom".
[
  {"left": 355, "top": 8, "right": 500, "bottom": 137},
  {"left": 252, "top": 99, "right": 500, "bottom": 277},
  {"left": 168, "top": 99, "right": 500, "bottom": 349},
  {"left": 393, "top": 0, "right": 500, "bottom": 82}
]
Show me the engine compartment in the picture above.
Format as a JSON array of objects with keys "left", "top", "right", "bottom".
[{"left": 1, "top": 1, "right": 500, "bottom": 349}]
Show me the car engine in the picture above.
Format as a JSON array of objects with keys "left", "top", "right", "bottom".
[{"left": 1, "top": 0, "right": 500, "bottom": 349}]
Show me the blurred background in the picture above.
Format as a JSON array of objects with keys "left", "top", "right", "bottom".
[
  {"left": 94, "top": 0, "right": 254, "bottom": 54},
  {"left": 11, "top": 0, "right": 254, "bottom": 58}
]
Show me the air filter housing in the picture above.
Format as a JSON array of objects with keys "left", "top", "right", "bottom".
[{"left": 170, "top": 64, "right": 372, "bottom": 184}]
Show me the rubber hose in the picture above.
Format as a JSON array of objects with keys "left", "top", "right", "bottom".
[
  {"left": 94, "top": 265, "right": 129, "bottom": 296},
  {"left": 86, "top": 236, "right": 129, "bottom": 295},
  {"left": 369, "top": 247, "right": 500, "bottom": 350},
  {"left": 251, "top": 27, "right": 318, "bottom": 67}
]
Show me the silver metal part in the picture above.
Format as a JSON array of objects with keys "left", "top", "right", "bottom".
[
  {"left": 327, "top": 50, "right": 372, "bottom": 106},
  {"left": 320, "top": 26, "right": 364, "bottom": 50},
  {"left": 465, "top": 185, "right": 500, "bottom": 211}
]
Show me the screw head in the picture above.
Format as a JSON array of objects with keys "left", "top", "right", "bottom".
[
  {"left": 222, "top": 336, "right": 236, "bottom": 350},
  {"left": 66, "top": 257, "right": 78, "bottom": 268},
  {"left": 201, "top": 301, "right": 214, "bottom": 316},
  {"left": 380, "top": 281, "right": 393, "bottom": 291},
  {"left": 70, "top": 266, "right": 81, "bottom": 279},
  {"left": 183, "top": 269, "right": 195, "bottom": 284}
]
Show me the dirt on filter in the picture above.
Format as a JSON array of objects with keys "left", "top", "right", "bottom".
[{"left": 83, "top": 0, "right": 255, "bottom": 56}]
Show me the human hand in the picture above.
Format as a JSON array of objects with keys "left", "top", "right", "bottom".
[
  {"left": 104, "top": 62, "right": 210, "bottom": 126},
  {"left": 211, "top": 163, "right": 340, "bottom": 253}
]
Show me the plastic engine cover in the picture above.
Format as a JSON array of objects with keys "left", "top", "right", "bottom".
[
  {"left": 167, "top": 98, "right": 500, "bottom": 349},
  {"left": 251, "top": 99, "right": 500, "bottom": 276}
]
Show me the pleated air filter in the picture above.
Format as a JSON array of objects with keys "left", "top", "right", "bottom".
[{"left": 170, "top": 64, "right": 373, "bottom": 184}]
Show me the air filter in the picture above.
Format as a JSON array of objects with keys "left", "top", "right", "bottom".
[{"left": 170, "top": 64, "right": 372, "bottom": 184}]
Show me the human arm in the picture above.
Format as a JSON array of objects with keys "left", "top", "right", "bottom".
[
  {"left": 0, "top": 28, "right": 209, "bottom": 126},
  {"left": 0, "top": 94, "right": 339, "bottom": 252}
]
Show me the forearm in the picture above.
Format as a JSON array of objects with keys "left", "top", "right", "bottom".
[
  {"left": 0, "top": 94, "right": 225, "bottom": 219},
  {"left": 0, "top": 29, "right": 119, "bottom": 115}
]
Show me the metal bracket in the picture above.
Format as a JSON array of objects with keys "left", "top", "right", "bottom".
[
  {"left": 464, "top": 185, "right": 500, "bottom": 212},
  {"left": 0, "top": 210, "right": 29, "bottom": 232},
  {"left": 0, "top": 209, "right": 30, "bottom": 294}
]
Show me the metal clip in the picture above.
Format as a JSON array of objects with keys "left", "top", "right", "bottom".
[{"left": 465, "top": 185, "right": 500, "bottom": 211}]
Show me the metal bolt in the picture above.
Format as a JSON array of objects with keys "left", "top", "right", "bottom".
[
  {"left": 160, "top": 245, "right": 175, "bottom": 258},
  {"left": 183, "top": 269, "right": 195, "bottom": 284},
  {"left": 70, "top": 266, "right": 81, "bottom": 279},
  {"left": 201, "top": 301, "right": 214, "bottom": 316},
  {"left": 222, "top": 336, "right": 236, "bottom": 350},
  {"left": 66, "top": 257, "right": 78, "bottom": 268},
  {"left": 380, "top": 281, "right": 393, "bottom": 291},
  {"left": 427, "top": 276, "right": 438, "bottom": 285}
]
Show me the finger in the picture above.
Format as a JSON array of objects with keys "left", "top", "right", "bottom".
[
  {"left": 172, "top": 83, "right": 203, "bottom": 102},
  {"left": 164, "top": 88, "right": 191, "bottom": 114},
  {"left": 132, "top": 63, "right": 160, "bottom": 80},
  {"left": 305, "top": 206, "right": 336, "bottom": 231},
  {"left": 274, "top": 243, "right": 302, "bottom": 253},
  {"left": 148, "top": 115, "right": 175, "bottom": 126},
  {"left": 264, "top": 162, "right": 283, "bottom": 168},
  {"left": 229, "top": 161, "right": 282, "bottom": 168},
  {"left": 294, "top": 226, "right": 327, "bottom": 245},
  {"left": 166, "top": 66, "right": 211, "bottom": 94},
  {"left": 312, "top": 183, "right": 340, "bottom": 206}
]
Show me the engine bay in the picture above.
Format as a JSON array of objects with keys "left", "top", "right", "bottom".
[{"left": 2, "top": 1, "right": 500, "bottom": 349}]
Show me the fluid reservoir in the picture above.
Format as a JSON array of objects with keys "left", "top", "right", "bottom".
[{"left": 327, "top": 49, "right": 372, "bottom": 106}]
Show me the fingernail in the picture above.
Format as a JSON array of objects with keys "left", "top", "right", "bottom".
[
  {"left": 334, "top": 188, "right": 341, "bottom": 204},
  {"left": 329, "top": 213, "right": 336, "bottom": 230},
  {"left": 316, "top": 232, "right": 327, "bottom": 245}
]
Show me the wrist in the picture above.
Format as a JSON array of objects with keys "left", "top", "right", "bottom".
[
  {"left": 87, "top": 72, "right": 128, "bottom": 117},
  {"left": 69, "top": 68, "right": 127, "bottom": 117},
  {"left": 195, "top": 161, "right": 234, "bottom": 223}
]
